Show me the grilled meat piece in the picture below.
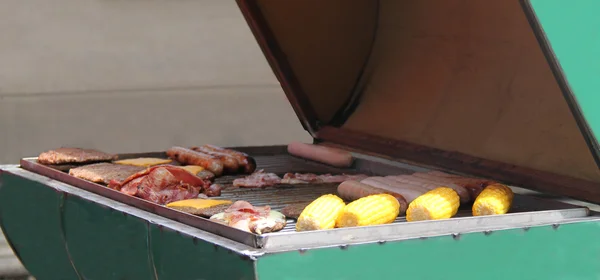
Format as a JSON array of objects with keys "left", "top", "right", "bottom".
[
  {"left": 46, "top": 164, "right": 81, "bottom": 172},
  {"left": 281, "top": 201, "right": 311, "bottom": 219},
  {"left": 281, "top": 173, "right": 369, "bottom": 184},
  {"left": 38, "top": 147, "right": 117, "bottom": 165},
  {"left": 108, "top": 165, "right": 211, "bottom": 205},
  {"left": 210, "top": 201, "right": 286, "bottom": 234},
  {"left": 69, "top": 163, "right": 144, "bottom": 185},
  {"left": 232, "top": 170, "right": 281, "bottom": 188}
]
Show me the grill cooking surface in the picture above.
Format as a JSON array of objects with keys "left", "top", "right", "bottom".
[
  {"left": 212, "top": 154, "right": 588, "bottom": 236},
  {"left": 18, "top": 147, "right": 592, "bottom": 250}
]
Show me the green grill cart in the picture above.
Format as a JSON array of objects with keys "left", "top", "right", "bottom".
[{"left": 3, "top": 0, "right": 600, "bottom": 279}]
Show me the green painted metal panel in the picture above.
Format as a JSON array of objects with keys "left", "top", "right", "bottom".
[
  {"left": 62, "top": 194, "right": 155, "bottom": 280},
  {"left": 0, "top": 173, "right": 79, "bottom": 280},
  {"left": 256, "top": 222, "right": 600, "bottom": 280},
  {"left": 526, "top": 0, "right": 600, "bottom": 160},
  {"left": 149, "top": 225, "right": 256, "bottom": 280}
]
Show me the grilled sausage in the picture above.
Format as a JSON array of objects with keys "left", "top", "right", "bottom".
[
  {"left": 415, "top": 172, "right": 493, "bottom": 199},
  {"left": 166, "top": 147, "right": 224, "bottom": 176},
  {"left": 204, "top": 184, "right": 223, "bottom": 197},
  {"left": 361, "top": 177, "right": 426, "bottom": 203},
  {"left": 398, "top": 175, "right": 470, "bottom": 203},
  {"left": 337, "top": 180, "right": 408, "bottom": 214},
  {"left": 191, "top": 146, "right": 239, "bottom": 174},
  {"left": 201, "top": 144, "right": 257, "bottom": 174},
  {"left": 287, "top": 142, "right": 353, "bottom": 168}
]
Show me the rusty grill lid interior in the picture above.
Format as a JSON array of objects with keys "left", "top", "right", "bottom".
[{"left": 236, "top": 0, "right": 600, "bottom": 202}]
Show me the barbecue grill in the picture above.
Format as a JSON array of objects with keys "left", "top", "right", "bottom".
[{"left": 2, "top": 0, "right": 600, "bottom": 279}]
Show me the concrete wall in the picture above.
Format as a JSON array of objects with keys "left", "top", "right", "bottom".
[
  {"left": 0, "top": 0, "right": 311, "bottom": 164},
  {"left": 0, "top": 0, "right": 312, "bottom": 277}
]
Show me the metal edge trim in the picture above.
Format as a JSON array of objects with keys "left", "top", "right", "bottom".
[
  {"left": 261, "top": 207, "right": 592, "bottom": 252},
  {"left": 519, "top": 0, "right": 600, "bottom": 170}
]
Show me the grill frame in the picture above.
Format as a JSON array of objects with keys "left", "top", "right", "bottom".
[{"left": 18, "top": 145, "right": 592, "bottom": 250}]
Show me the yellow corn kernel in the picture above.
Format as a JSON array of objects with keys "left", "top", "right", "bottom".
[
  {"left": 296, "top": 194, "right": 345, "bottom": 231},
  {"left": 336, "top": 194, "right": 400, "bottom": 228},
  {"left": 472, "top": 184, "right": 514, "bottom": 216},
  {"left": 406, "top": 187, "right": 460, "bottom": 222}
]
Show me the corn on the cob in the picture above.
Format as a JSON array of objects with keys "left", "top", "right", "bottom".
[
  {"left": 472, "top": 184, "right": 514, "bottom": 216},
  {"left": 336, "top": 194, "right": 400, "bottom": 228},
  {"left": 296, "top": 194, "right": 345, "bottom": 231},
  {"left": 406, "top": 187, "right": 460, "bottom": 222}
]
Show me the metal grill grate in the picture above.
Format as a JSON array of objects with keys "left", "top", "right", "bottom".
[{"left": 212, "top": 154, "right": 587, "bottom": 236}]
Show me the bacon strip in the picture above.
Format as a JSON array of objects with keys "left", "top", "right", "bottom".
[
  {"left": 232, "top": 170, "right": 281, "bottom": 188},
  {"left": 108, "top": 165, "right": 210, "bottom": 205}
]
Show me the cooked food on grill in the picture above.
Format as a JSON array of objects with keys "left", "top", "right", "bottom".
[
  {"left": 336, "top": 194, "right": 400, "bottom": 228},
  {"left": 204, "top": 183, "right": 223, "bottom": 197},
  {"left": 232, "top": 170, "right": 282, "bottom": 188},
  {"left": 280, "top": 173, "right": 368, "bottom": 184},
  {"left": 37, "top": 147, "right": 117, "bottom": 165},
  {"left": 287, "top": 142, "right": 354, "bottom": 168},
  {"left": 406, "top": 187, "right": 460, "bottom": 222},
  {"left": 337, "top": 180, "right": 408, "bottom": 215},
  {"left": 108, "top": 165, "right": 211, "bottom": 205},
  {"left": 69, "top": 163, "right": 145, "bottom": 185},
  {"left": 191, "top": 146, "right": 240, "bottom": 174},
  {"left": 296, "top": 194, "right": 346, "bottom": 231},
  {"left": 199, "top": 144, "right": 257, "bottom": 174},
  {"left": 472, "top": 184, "right": 514, "bottom": 216},
  {"left": 361, "top": 177, "right": 427, "bottom": 203},
  {"left": 416, "top": 171, "right": 496, "bottom": 199},
  {"left": 281, "top": 201, "right": 312, "bottom": 219},
  {"left": 390, "top": 175, "right": 470, "bottom": 203},
  {"left": 166, "top": 146, "right": 224, "bottom": 176},
  {"left": 45, "top": 164, "right": 80, "bottom": 172},
  {"left": 210, "top": 201, "right": 286, "bottom": 234},
  {"left": 166, "top": 198, "right": 233, "bottom": 215},
  {"left": 113, "top": 157, "right": 172, "bottom": 167},
  {"left": 178, "top": 165, "right": 215, "bottom": 181}
]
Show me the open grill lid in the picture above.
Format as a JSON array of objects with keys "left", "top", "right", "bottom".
[{"left": 236, "top": 0, "right": 600, "bottom": 203}]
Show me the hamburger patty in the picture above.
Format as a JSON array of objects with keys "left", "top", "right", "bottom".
[
  {"left": 281, "top": 201, "right": 312, "bottom": 219},
  {"left": 69, "top": 163, "right": 144, "bottom": 185},
  {"left": 37, "top": 147, "right": 117, "bottom": 165}
]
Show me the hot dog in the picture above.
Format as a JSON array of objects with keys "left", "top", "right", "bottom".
[
  {"left": 191, "top": 146, "right": 239, "bottom": 174},
  {"left": 166, "top": 147, "right": 224, "bottom": 176},
  {"left": 361, "top": 177, "right": 427, "bottom": 203},
  {"left": 337, "top": 180, "right": 408, "bottom": 214},
  {"left": 287, "top": 142, "right": 354, "bottom": 168},
  {"left": 397, "top": 175, "right": 470, "bottom": 203},
  {"left": 201, "top": 144, "right": 257, "bottom": 174}
]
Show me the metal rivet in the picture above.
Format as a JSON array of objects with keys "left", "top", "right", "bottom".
[
  {"left": 484, "top": 230, "right": 493, "bottom": 236},
  {"left": 523, "top": 227, "right": 530, "bottom": 232},
  {"left": 377, "top": 240, "right": 386, "bottom": 245},
  {"left": 552, "top": 224, "right": 560, "bottom": 230},
  {"left": 452, "top": 233, "right": 461, "bottom": 240},
  {"left": 298, "top": 248, "right": 308, "bottom": 254}
]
